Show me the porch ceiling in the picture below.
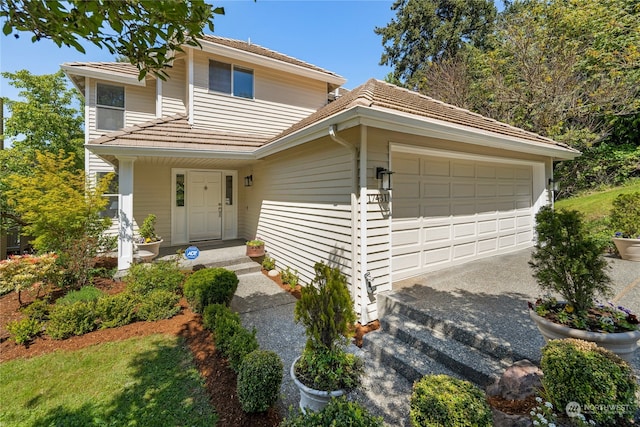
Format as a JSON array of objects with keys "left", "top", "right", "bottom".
[{"left": 101, "top": 155, "right": 258, "bottom": 170}]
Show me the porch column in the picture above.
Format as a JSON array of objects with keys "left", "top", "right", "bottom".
[{"left": 117, "top": 156, "right": 136, "bottom": 270}]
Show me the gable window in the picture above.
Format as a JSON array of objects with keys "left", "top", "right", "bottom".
[
  {"left": 209, "top": 60, "right": 254, "bottom": 99},
  {"left": 96, "top": 83, "right": 124, "bottom": 130}
]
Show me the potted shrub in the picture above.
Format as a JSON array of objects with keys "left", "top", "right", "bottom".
[
  {"left": 291, "top": 262, "right": 363, "bottom": 413},
  {"left": 610, "top": 192, "right": 640, "bottom": 261},
  {"left": 246, "top": 239, "right": 265, "bottom": 257},
  {"left": 135, "top": 214, "right": 163, "bottom": 261},
  {"left": 528, "top": 206, "right": 640, "bottom": 362}
]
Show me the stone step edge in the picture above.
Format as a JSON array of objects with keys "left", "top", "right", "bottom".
[
  {"left": 380, "top": 313, "right": 510, "bottom": 387},
  {"left": 378, "top": 292, "right": 528, "bottom": 362},
  {"left": 363, "top": 329, "right": 461, "bottom": 386}
]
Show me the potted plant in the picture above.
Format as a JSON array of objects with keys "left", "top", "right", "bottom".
[
  {"left": 528, "top": 206, "right": 640, "bottom": 362},
  {"left": 246, "top": 239, "right": 265, "bottom": 257},
  {"left": 291, "top": 262, "right": 363, "bottom": 413},
  {"left": 135, "top": 214, "right": 163, "bottom": 261},
  {"left": 610, "top": 192, "right": 640, "bottom": 261}
]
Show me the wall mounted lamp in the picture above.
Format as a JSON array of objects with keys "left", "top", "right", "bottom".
[
  {"left": 376, "top": 167, "right": 394, "bottom": 191},
  {"left": 548, "top": 178, "right": 559, "bottom": 192},
  {"left": 244, "top": 175, "right": 253, "bottom": 187}
]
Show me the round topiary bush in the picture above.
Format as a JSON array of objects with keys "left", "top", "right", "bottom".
[
  {"left": 409, "top": 374, "right": 492, "bottom": 427},
  {"left": 541, "top": 338, "right": 638, "bottom": 425},
  {"left": 183, "top": 267, "right": 239, "bottom": 313},
  {"left": 279, "top": 396, "right": 384, "bottom": 427},
  {"left": 237, "top": 350, "right": 283, "bottom": 413}
]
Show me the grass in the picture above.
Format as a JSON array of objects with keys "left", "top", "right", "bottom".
[
  {"left": 0, "top": 334, "right": 218, "bottom": 427},
  {"left": 554, "top": 179, "right": 640, "bottom": 221}
]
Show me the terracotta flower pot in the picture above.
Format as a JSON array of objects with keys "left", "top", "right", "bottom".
[
  {"left": 613, "top": 237, "right": 640, "bottom": 262},
  {"left": 529, "top": 309, "right": 640, "bottom": 363},
  {"left": 246, "top": 244, "right": 265, "bottom": 257}
]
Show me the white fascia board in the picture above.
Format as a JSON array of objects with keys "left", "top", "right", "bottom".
[
  {"left": 196, "top": 42, "right": 346, "bottom": 87},
  {"left": 60, "top": 65, "right": 148, "bottom": 87},
  {"left": 256, "top": 105, "right": 580, "bottom": 160},
  {"left": 356, "top": 106, "right": 581, "bottom": 160},
  {"left": 86, "top": 144, "right": 256, "bottom": 160}
]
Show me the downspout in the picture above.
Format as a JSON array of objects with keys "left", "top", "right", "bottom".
[{"left": 328, "top": 125, "right": 360, "bottom": 320}]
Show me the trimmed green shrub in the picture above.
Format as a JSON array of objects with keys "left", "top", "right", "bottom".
[
  {"left": 409, "top": 374, "right": 492, "bottom": 427},
  {"left": 202, "top": 303, "right": 239, "bottom": 332},
  {"left": 237, "top": 350, "right": 283, "bottom": 413},
  {"left": 95, "top": 292, "right": 138, "bottom": 328},
  {"left": 136, "top": 289, "right": 181, "bottom": 321},
  {"left": 124, "top": 259, "right": 185, "bottom": 296},
  {"left": 47, "top": 301, "right": 97, "bottom": 339},
  {"left": 280, "top": 397, "right": 384, "bottom": 427},
  {"left": 226, "top": 326, "right": 259, "bottom": 372},
  {"left": 56, "top": 285, "right": 105, "bottom": 305},
  {"left": 213, "top": 313, "right": 243, "bottom": 356},
  {"left": 541, "top": 338, "right": 638, "bottom": 425},
  {"left": 21, "top": 299, "right": 50, "bottom": 322},
  {"left": 294, "top": 346, "right": 363, "bottom": 392},
  {"left": 610, "top": 191, "right": 640, "bottom": 238},
  {"left": 6, "top": 318, "right": 42, "bottom": 345},
  {"left": 183, "top": 267, "right": 238, "bottom": 313}
]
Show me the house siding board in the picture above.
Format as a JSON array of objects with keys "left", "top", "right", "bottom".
[
  {"left": 162, "top": 58, "right": 187, "bottom": 115},
  {"left": 133, "top": 162, "right": 172, "bottom": 244},
  {"left": 245, "top": 139, "right": 355, "bottom": 295},
  {"left": 191, "top": 50, "right": 326, "bottom": 136}
]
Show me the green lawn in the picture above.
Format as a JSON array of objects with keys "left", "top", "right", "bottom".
[
  {"left": 0, "top": 334, "right": 218, "bottom": 427},
  {"left": 554, "top": 179, "right": 640, "bottom": 221}
]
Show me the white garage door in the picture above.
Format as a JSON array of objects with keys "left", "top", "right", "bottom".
[{"left": 392, "top": 151, "right": 535, "bottom": 281}]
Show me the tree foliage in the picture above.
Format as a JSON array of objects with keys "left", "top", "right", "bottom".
[
  {"left": 0, "top": 0, "right": 224, "bottom": 79},
  {"left": 3, "top": 151, "right": 113, "bottom": 287},
  {"left": 1, "top": 70, "right": 85, "bottom": 232},
  {"left": 375, "top": 0, "right": 497, "bottom": 89}
]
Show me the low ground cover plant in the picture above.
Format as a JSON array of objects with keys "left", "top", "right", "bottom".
[
  {"left": 409, "top": 374, "right": 492, "bottom": 427},
  {"left": 280, "top": 397, "right": 383, "bottom": 426}
]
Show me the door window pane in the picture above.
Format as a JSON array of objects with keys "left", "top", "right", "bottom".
[
  {"left": 176, "top": 174, "right": 185, "bottom": 207},
  {"left": 225, "top": 175, "right": 233, "bottom": 205}
]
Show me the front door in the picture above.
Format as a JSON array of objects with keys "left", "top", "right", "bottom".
[{"left": 188, "top": 171, "right": 222, "bottom": 241}]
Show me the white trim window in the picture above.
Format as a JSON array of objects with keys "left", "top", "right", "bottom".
[
  {"left": 96, "top": 83, "right": 125, "bottom": 130},
  {"left": 209, "top": 60, "right": 254, "bottom": 99},
  {"left": 97, "top": 171, "right": 119, "bottom": 219}
]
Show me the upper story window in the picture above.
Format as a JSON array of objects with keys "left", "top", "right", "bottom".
[
  {"left": 209, "top": 60, "right": 254, "bottom": 99},
  {"left": 96, "top": 83, "right": 125, "bottom": 130}
]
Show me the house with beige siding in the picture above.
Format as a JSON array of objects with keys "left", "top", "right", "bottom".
[{"left": 63, "top": 36, "right": 579, "bottom": 322}]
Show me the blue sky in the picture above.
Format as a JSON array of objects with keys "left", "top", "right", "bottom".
[{"left": 1, "top": 0, "right": 398, "bottom": 104}]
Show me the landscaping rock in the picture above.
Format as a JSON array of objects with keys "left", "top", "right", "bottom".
[
  {"left": 487, "top": 359, "right": 542, "bottom": 401},
  {"left": 492, "top": 409, "right": 533, "bottom": 427},
  {"left": 268, "top": 269, "right": 279, "bottom": 278}
]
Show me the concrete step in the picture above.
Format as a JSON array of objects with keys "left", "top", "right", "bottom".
[
  {"left": 378, "top": 291, "right": 526, "bottom": 362},
  {"left": 196, "top": 254, "right": 263, "bottom": 276},
  {"left": 379, "top": 312, "right": 511, "bottom": 387},
  {"left": 363, "top": 329, "right": 460, "bottom": 385}
]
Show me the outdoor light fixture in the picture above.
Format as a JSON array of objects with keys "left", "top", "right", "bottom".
[
  {"left": 376, "top": 167, "right": 394, "bottom": 191},
  {"left": 244, "top": 175, "right": 253, "bottom": 187},
  {"left": 548, "top": 178, "right": 559, "bottom": 192}
]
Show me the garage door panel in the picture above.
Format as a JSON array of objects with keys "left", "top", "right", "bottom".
[
  {"left": 452, "top": 182, "right": 475, "bottom": 198},
  {"left": 395, "top": 157, "right": 420, "bottom": 175},
  {"left": 452, "top": 161, "right": 475, "bottom": 178},
  {"left": 423, "top": 158, "right": 450, "bottom": 176},
  {"left": 392, "top": 152, "right": 534, "bottom": 280},
  {"left": 424, "top": 225, "right": 451, "bottom": 242},
  {"left": 453, "top": 222, "right": 476, "bottom": 239},
  {"left": 452, "top": 202, "right": 476, "bottom": 216},
  {"left": 424, "top": 182, "right": 450, "bottom": 198}
]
